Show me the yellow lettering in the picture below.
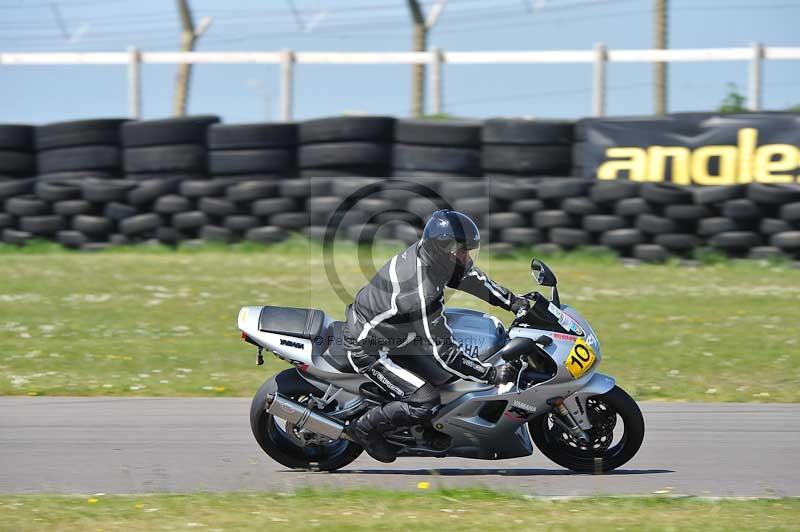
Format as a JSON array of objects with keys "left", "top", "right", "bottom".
[
  {"left": 753, "top": 144, "right": 797, "bottom": 183},
  {"left": 690, "top": 145, "right": 738, "bottom": 185},
  {"left": 646, "top": 146, "right": 691, "bottom": 185},
  {"left": 597, "top": 147, "right": 647, "bottom": 181},
  {"left": 737, "top": 127, "right": 758, "bottom": 183}
]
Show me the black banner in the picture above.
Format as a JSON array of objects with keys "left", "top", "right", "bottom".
[{"left": 573, "top": 112, "right": 800, "bottom": 185}]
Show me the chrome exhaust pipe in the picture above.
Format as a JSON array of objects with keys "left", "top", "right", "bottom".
[{"left": 266, "top": 394, "right": 346, "bottom": 440}]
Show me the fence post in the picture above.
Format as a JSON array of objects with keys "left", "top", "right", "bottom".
[
  {"left": 429, "top": 47, "right": 443, "bottom": 116},
  {"left": 127, "top": 47, "right": 141, "bottom": 119},
  {"left": 592, "top": 42, "right": 607, "bottom": 117},
  {"left": 280, "top": 49, "right": 295, "bottom": 122},
  {"left": 748, "top": 41, "right": 763, "bottom": 111}
]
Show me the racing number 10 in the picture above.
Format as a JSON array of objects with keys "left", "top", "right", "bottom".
[{"left": 565, "top": 338, "right": 597, "bottom": 379}]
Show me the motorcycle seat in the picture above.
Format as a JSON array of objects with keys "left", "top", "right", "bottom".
[
  {"left": 258, "top": 306, "right": 326, "bottom": 341},
  {"left": 321, "top": 321, "right": 357, "bottom": 373}
]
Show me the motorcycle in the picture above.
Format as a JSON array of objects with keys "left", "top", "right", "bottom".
[{"left": 238, "top": 258, "right": 645, "bottom": 473}]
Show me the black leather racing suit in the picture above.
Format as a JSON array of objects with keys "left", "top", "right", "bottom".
[{"left": 343, "top": 241, "right": 517, "bottom": 431}]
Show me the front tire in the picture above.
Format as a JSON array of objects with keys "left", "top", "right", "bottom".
[
  {"left": 529, "top": 385, "right": 644, "bottom": 473},
  {"left": 250, "top": 374, "right": 363, "bottom": 471}
]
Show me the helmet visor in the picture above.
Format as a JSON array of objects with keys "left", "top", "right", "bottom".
[{"left": 453, "top": 241, "right": 480, "bottom": 269}]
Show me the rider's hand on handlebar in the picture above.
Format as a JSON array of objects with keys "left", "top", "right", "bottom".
[
  {"left": 510, "top": 295, "right": 531, "bottom": 318},
  {"left": 488, "top": 363, "right": 520, "bottom": 386}
]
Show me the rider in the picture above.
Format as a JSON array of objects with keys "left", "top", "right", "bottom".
[{"left": 342, "top": 209, "right": 530, "bottom": 462}]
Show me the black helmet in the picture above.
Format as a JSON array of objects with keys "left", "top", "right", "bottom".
[{"left": 420, "top": 209, "right": 480, "bottom": 270}]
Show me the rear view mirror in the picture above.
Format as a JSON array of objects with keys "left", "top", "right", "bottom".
[{"left": 531, "top": 259, "right": 557, "bottom": 287}]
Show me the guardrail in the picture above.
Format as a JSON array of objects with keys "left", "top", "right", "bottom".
[{"left": 2, "top": 44, "right": 799, "bottom": 120}]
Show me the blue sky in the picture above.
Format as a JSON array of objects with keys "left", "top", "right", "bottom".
[{"left": 0, "top": 0, "right": 798, "bottom": 124}]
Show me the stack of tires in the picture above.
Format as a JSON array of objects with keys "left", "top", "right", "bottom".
[
  {"left": 196, "top": 123, "right": 298, "bottom": 244},
  {"left": 298, "top": 116, "right": 394, "bottom": 178},
  {"left": 116, "top": 116, "right": 219, "bottom": 246},
  {"left": 482, "top": 118, "right": 573, "bottom": 177},
  {"left": 393, "top": 119, "right": 482, "bottom": 180},
  {"left": 0, "top": 125, "right": 37, "bottom": 244}
]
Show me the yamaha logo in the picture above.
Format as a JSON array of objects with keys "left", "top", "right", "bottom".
[{"left": 280, "top": 338, "right": 304, "bottom": 350}]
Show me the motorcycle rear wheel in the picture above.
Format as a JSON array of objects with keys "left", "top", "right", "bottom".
[
  {"left": 250, "top": 377, "right": 363, "bottom": 471},
  {"left": 529, "top": 385, "right": 644, "bottom": 473}
]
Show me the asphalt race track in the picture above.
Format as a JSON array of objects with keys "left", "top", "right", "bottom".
[{"left": 1, "top": 398, "right": 798, "bottom": 497}]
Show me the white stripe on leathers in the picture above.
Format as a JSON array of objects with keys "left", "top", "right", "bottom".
[{"left": 357, "top": 255, "right": 400, "bottom": 342}]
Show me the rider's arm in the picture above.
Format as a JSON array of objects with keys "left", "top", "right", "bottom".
[
  {"left": 415, "top": 294, "right": 494, "bottom": 383},
  {"left": 447, "top": 265, "right": 516, "bottom": 311}
]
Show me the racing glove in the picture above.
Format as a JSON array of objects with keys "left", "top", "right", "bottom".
[
  {"left": 510, "top": 295, "right": 531, "bottom": 317},
  {"left": 487, "top": 363, "right": 520, "bottom": 386}
]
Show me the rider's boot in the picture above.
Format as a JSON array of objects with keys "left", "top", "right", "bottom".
[{"left": 345, "top": 405, "right": 397, "bottom": 463}]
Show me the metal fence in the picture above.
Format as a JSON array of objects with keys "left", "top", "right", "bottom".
[{"left": 1, "top": 43, "right": 799, "bottom": 120}]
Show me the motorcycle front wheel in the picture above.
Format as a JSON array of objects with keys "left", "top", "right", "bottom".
[
  {"left": 529, "top": 385, "right": 644, "bottom": 473},
  {"left": 250, "top": 377, "right": 363, "bottom": 471}
]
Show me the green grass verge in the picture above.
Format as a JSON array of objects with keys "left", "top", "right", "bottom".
[
  {"left": 0, "top": 489, "right": 797, "bottom": 531},
  {"left": 0, "top": 238, "right": 798, "bottom": 401}
]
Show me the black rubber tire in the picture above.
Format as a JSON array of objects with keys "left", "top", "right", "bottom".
[
  {"left": 209, "top": 149, "right": 295, "bottom": 175},
  {"left": 534, "top": 210, "right": 575, "bottom": 229},
  {"left": 226, "top": 180, "right": 280, "bottom": 202},
  {"left": 537, "top": 178, "right": 593, "bottom": 200},
  {"left": 550, "top": 227, "right": 590, "bottom": 248},
  {"left": 224, "top": 215, "right": 259, "bottom": 233},
  {"left": 529, "top": 385, "right": 644, "bottom": 473},
  {"left": 640, "top": 183, "right": 693, "bottom": 205},
  {"left": 482, "top": 145, "right": 571, "bottom": 174},
  {"left": 653, "top": 233, "right": 699, "bottom": 252},
  {"left": 34, "top": 181, "right": 81, "bottom": 202},
  {"left": 329, "top": 177, "right": 382, "bottom": 198},
  {"left": 57, "top": 230, "right": 89, "bottom": 249},
  {"left": 252, "top": 197, "right": 300, "bottom": 217},
  {"left": 81, "top": 179, "right": 136, "bottom": 203},
  {"left": 582, "top": 214, "right": 626, "bottom": 233},
  {"left": 589, "top": 181, "right": 640, "bottom": 203},
  {"left": 692, "top": 185, "right": 746, "bottom": 205},
  {"left": 0, "top": 177, "right": 35, "bottom": 200},
  {"left": 780, "top": 202, "right": 800, "bottom": 223},
  {"left": 748, "top": 246, "right": 787, "bottom": 260},
  {"left": 35, "top": 119, "right": 127, "bottom": 151},
  {"left": 156, "top": 226, "right": 184, "bottom": 245},
  {"left": 487, "top": 177, "right": 538, "bottom": 201},
  {"left": 355, "top": 197, "right": 392, "bottom": 216},
  {"left": 395, "top": 119, "right": 481, "bottom": 147},
  {"left": 500, "top": 227, "right": 542, "bottom": 245},
  {"left": 770, "top": 231, "right": 800, "bottom": 251},
  {"left": 636, "top": 214, "right": 677, "bottom": 235},
  {"left": 2, "top": 228, "right": 33, "bottom": 245},
  {"left": 54, "top": 199, "right": 92, "bottom": 216},
  {"left": 103, "top": 202, "right": 139, "bottom": 221},
  {"left": 0, "top": 125, "right": 34, "bottom": 151},
  {"left": 747, "top": 183, "right": 800, "bottom": 205},
  {"left": 126, "top": 172, "right": 205, "bottom": 183},
  {"left": 127, "top": 178, "right": 181, "bottom": 206},
  {"left": 119, "top": 213, "right": 162, "bottom": 236},
  {"left": 760, "top": 218, "right": 793, "bottom": 236},
  {"left": 0, "top": 213, "right": 11, "bottom": 230},
  {"left": 300, "top": 166, "right": 389, "bottom": 178},
  {"left": 452, "top": 197, "right": 501, "bottom": 218},
  {"left": 511, "top": 199, "right": 545, "bottom": 214},
  {"left": 298, "top": 116, "right": 395, "bottom": 144},
  {"left": 124, "top": 144, "right": 206, "bottom": 173},
  {"left": 614, "top": 197, "right": 652, "bottom": 217},
  {"left": 19, "top": 215, "right": 64, "bottom": 236},
  {"left": 633, "top": 244, "right": 669, "bottom": 263},
  {"left": 299, "top": 142, "right": 391, "bottom": 169},
  {"left": 709, "top": 231, "right": 761, "bottom": 252},
  {"left": 697, "top": 217, "right": 739, "bottom": 237},
  {"left": 269, "top": 212, "right": 311, "bottom": 230},
  {"left": 722, "top": 198, "right": 762, "bottom": 220},
  {"left": 663, "top": 204, "right": 711, "bottom": 221},
  {"left": 207, "top": 123, "right": 297, "bottom": 150},
  {"left": 246, "top": 226, "right": 288, "bottom": 244},
  {"left": 600, "top": 228, "right": 645, "bottom": 248},
  {"left": 200, "top": 225, "right": 237, "bottom": 243},
  {"left": 250, "top": 374, "right": 363, "bottom": 471},
  {"left": 482, "top": 118, "right": 574, "bottom": 145},
  {"left": 279, "top": 178, "right": 332, "bottom": 198},
  {"left": 5, "top": 195, "right": 50, "bottom": 216},
  {"left": 0, "top": 150, "right": 35, "bottom": 176},
  {"left": 393, "top": 145, "right": 480, "bottom": 175},
  {"left": 440, "top": 181, "right": 485, "bottom": 202},
  {"left": 120, "top": 116, "right": 220, "bottom": 148},
  {"left": 179, "top": 179, "right": 228, "bottom": 198},
  {"left": 562, "top": 197, "right": 600, "bottom": 216},
  {"left": 154, "top": 194, "right": 192, "bottom": 215},
  {"left": 37, "top": 146, "right": 120, "bottom": 174},
  {"left": 172, "top": 211, "right": 209, "bottom": 231},
  {"left": 72, "top": 215, "right": 114, "bottom": 237},
  {"left": 199, "top": 197, "right": 244, "bottom": 218},
  {"left": 486, "top": 212, "right": 526, "bottom": 230}
]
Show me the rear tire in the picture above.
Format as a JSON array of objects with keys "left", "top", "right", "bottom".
[
  {"left": 249, "top": 375, "right": 363, "bottom": 471},
  {"left": 529, "top": 385, "right": 644, "bottom": 473}
]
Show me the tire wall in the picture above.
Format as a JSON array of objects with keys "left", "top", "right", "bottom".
[{"left": 1, "top": 113, "right": 799, "bottom": 260}]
